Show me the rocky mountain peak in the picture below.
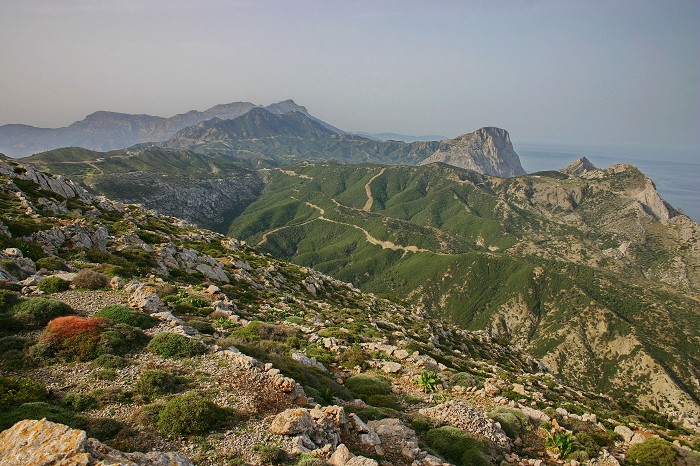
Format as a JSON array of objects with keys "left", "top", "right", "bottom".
[
  {"left": 418, "top": 127, "right": 526, "bottom": 177},
  {"left": 561, "top": 156, "right": 598, "bottom": 176}
]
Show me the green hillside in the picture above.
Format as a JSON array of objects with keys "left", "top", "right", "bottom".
[{"left": 229, "top": 162, "right": 700, "bottom": 413}]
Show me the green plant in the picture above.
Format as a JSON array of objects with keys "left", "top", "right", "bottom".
[
  {"left": 95, "top": 305, "right": 158, "bottom": 329},
  {"left": 35, "top": 257, "right": 68, "bottom": 272},
  {"left": 338, "top": 344, "right": 369, "bottom": 369},
  {"left": 147, "top": 332, "right": 206, "bottom": 358},
  {"left": 85, "top": 417, "right": 123, "bottom": 441},
  {"left": 37, "top": 276, "right": 70, "bottom": 293},
  {"left": 424, "top": 426, "right": 487, "bottom": 466},
  {"left": 91, "top": 354, "right": 128, "bottom": 369},
  {"left": 0, "top": 376, "right": 47, "bottom": 411},
  {"left": 156, "top": 391, "right": 229, "bottom": 437},
  {"left": 133, "top": 369, "right": 184, "bottom": 398},
  {"left": 627, "top": 437, "right": 677, "bottom": 466},
  {"left": 416, "top": 371, "right": 442, "bottom": 393},
  {"left": 488, "top": 408, "right": 528, "bottom": 439},
  {"left": 0, "top": 402, "right": 82, "bottom": 431},
  {"left": 317, "top": 386, "right": 335, "bottom": 404},
  {"left": 252, "top": 444, "right": 288, "bottom": 465},
  {"left": 9, "top": 298, "right": 74, "bottom": 328},
  {"left": 345, "top": 374, "right": 392, "bottom": 397},
  {"left": 366, "top": 394, "right": 400, "bottom": 410},
  {"left": 545, "top": 431, "right": 578, "bottom": 458},
  {"left": 72, "top": 269, "right": 109, "bottom": 290},
  {"left": 61, "top": 392, "right": 97, "bottom": 411},
  {"left": 296, "top": 452, "right": 327, "bottom": 466}
]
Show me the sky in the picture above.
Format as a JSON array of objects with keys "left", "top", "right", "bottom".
[{"left": 1, "top": 0, "right": 699, "bottom": 152}]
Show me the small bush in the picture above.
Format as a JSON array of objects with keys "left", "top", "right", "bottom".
[
  {"left": 37, "top": 276, "right": 70, "bottom": 293},
  {"left": 95, "top": 305, "right": 158, "bottom": 329},
  {"left": 91, "top": 354, "right": 128, "bottom": 369},
  {"left": 450, "top": 372, "right": 478, "bottom": 387},
  {"left": 489, "top": 408, "right": 528, "bottom": 439},
  {"left": 10, "top": 298, "right": 74, "bottom": 328},
  {"left": 0, "top": 376, "right": 47, "bottom": 411},
  {"left": 296, "top": 452, "right": 327, "bottom": 466},
  {"left": 252, "top": 444, "right": 288, "bottom": 465},
  {"left": 345, "top": 374, "right": 392, "bottom": 397},
  {"left": 85, "top": 417, "right": 123, "bottom": 441},
  {"left": 73, "top": 269, "right": 109, "bottom": 290},
  {"left": 35, "top": 316, "right": 108, "bottom": 361},
  {"left": 0, "top": 289, "right": 18, "bottom": 310},
  {"left": 0, "top": 402, "right": 82, "bottom": 431},
  {"left": 186, "top": 319, "right": 215, "bottom": 335},
  {"left": 133, "top": 369, "right": 184, "bottom": 399},
  {"left": 417, "top": 371, "right": 442, "bottom": 393},
  {"left": 351, "top": 406, "right": 400, "bottom": 422},
  {"left": 61, "top": 392, "right": 97, "bottom": 411},
  {"left": 147, "top": 332, "right": 206, "bottom": 358},
  {"left": 424, "top": 426, "right": 487, "bottom": 466},
  {"left": 627, "top": 437, "right": 677, "bottom": 466},
  {"left": 157, "top": 391, "right": 229, "bottom": 437},
  {"left": 366, "top": 394, "right": 400, "bottom": 410},
  {"left": 35, "top": 256, "right": 68, "bottom": 272}
]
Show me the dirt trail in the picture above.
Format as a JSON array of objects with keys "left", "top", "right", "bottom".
[{"left": 363, "top": 167, "right": 386, "bottom": 211}]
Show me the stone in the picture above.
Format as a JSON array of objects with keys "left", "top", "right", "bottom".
[
  {"left": 614, "top": 425, "right": 634, "bottom": 443},
  {"left": 378, "top": 361, "right": 402, "bottom": 373},
  {"left": 291, "top": 351, "right": 327, "bottom": 372},
  {"left": 110, "top": 276, "right": 125, "bottom": 290},
  {"left": 0, "top": 419, "right": 192, "bottom": 466},
  {"left": 484, "top": 381, "right": 501, "bottom": 396},
  {"left": 270, "top": 409, "right": 314, "bottom": 435},
  {"left": 345, "top": 457, "right": 378, "bottom": 466},
  {"left": 329, "top": 444, "right": 354, "bottom": 466}
]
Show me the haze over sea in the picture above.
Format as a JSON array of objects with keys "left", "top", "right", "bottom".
[{"left": 515, "top": 144, "right": 700, "bottom": 222}]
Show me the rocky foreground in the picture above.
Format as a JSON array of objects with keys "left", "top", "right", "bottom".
[{"left": 1, "top": 157, "right": 699, "bottom": 465}]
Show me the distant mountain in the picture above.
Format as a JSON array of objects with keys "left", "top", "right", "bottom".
[
  {"left": 162, "top": 108, "right": 524, "bottom": 177},
  {"left": 419, "top": 127, "right": 525, "bottom": 177},
  {"left": 353, "top": 131, "right": 448, "bottom": 143},
  {"left": 0, "top": 100, "right": 334, "bottom": 156}
]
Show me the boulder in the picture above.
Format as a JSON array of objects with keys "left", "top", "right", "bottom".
[
  {"left": 329, "top": 444, "right": 354, "bottom": 466},
  {"left": 270, "top": 409, "right": 314, "bottom": 435}
]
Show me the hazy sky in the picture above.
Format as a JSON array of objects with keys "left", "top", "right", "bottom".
[{"left": 1, "top": 0, "right": 698, "bottom": 149}]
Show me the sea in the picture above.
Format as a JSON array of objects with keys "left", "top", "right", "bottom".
[{"left": 514, "top": 143, "right": 700, "bottom": 223}]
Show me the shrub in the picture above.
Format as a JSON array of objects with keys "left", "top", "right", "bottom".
[
  {"left": 61, "top": 392, "right": 97, "bottom": 411},
  {"left": 0, "top": 376, "right": 47, "bottom": 411},
  {"left": 156, "top": 391, "right": 229, "bottom": 437},
  {"left": 345, "top": 374, "right": 392, "bottom": 397},
  {"left": 186, "top": 319, "right": 215, "bottom": 335},
  {"left": 424, "top": 427, "right": 487, "bottom": 466},
  {"left": 296, "top": 453, "right": 327, "bottom": 466},
  {"left": 627, "top": 437, "right": 677, "bottom": 466},
  {"left": 366, "top": 394, "right": 400, "bottom": 410},
  {"left": 252, "top": 444, "right": 288, "bottom": 465},
  {"left": 417, "top": 371, "right": 442, "bottom": 393},
  {"left": 10, "top": 298, "right": 74, "bottom": 328},
  {"left": 85, "top": 417, "right": 123, "bottom": 441},
  {"left": 133, "top": 369, "right": 184, "bottom": 399},
  {"left": 37, "top": 276, "right": 70, "bottom": 293},
  {"left": 98, "top": 324, "right": 148, "bottom": 355},
  {"left": 35, "top": 256, "right": 68, "bottom": 271},
  {"left": 35, "top": 316, "right": 108, "bottom": 361},
  {"left": 489, "top": 408, "right": 528, "bottom": 439},
  {"left": 95, "top": 305, "right": 158, "bottom": 329},
  {"left": 450, "top": 372, "right": 478, "bottom": 387},
  {"left": 91, "top": 354, "right": 128, "bottom": 369},
  {"left": 0, "top": 402, "right": 82, "bottom": 431},
  {"left": 147, "top": 332, "right": 206, "bottom": 358},
  {"left": 0, "top": 289, "right": 18, "bottom": 310},
  {"left": 73, "top": 269, "right": 109, "bottom": 290}
]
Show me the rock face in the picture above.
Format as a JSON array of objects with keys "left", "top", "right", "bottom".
[
  {"left": 561, "top": 156, "right": 597, "bottom": 176},
  {"left": 0, "top": 419, "right": 193, "bottom": 466},
  {"left": 419, "top": 127, "right": 526, "bottom": 177}
]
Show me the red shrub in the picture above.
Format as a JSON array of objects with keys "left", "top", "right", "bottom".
[{"left": 37, "top": 316, "right": 109, "bottom": 361}]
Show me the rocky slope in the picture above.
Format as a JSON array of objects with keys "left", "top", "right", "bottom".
[
  {"left": 0, "top": 100, "right": 324, "bottom": 156},
  {"left": 419, "top": 127, "right": 525, "bottom": 177},
  {"left": 2, "top": 157, "right": 699, "bottom": 465},
  {"left": 227, "top": 162, "right": 700, "bottom": 416}
]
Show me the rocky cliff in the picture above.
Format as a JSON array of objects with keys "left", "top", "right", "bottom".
[{"left": 419, "top": 127, "right": 526, "bottom": 177}]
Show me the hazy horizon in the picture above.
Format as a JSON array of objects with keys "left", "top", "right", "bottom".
[{"left": 1, "top": 0, "right": 698, "bottom": 154}]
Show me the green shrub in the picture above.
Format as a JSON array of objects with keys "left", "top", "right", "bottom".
[
  {"left": 91, "top": 354, "right": 128, "bottom": 369},
  {"left": 186, "top": 319, "right": 215, "bottom": 335},
  {"left": 73, "top": 269, "right": 109, "bottom": 290},
  {"left": 95, "top": 305, "right": 158, "bottom": 329},
  {"left": 156, "top": 392, "right": 229, "bottom": 437},
  {"left": 410, "top": 415, "right": 436, "bottom": 434},
  {"left": 61, "top": 392, "right": 97, "bottom": 411},
  {"left": 450, "top": 372, "right": 478, "bottom": 387},
  {"left": 338, "top": 344, "right": 369, "bottom": 370},
  {"left": 0, "top": 376, "right": 47, "bottom": 411},
  {"left": 345, "top": 374, "right": 392, "bottom": 397},
  {"left": 304, "top": 346, "right": 334, "bottom": 365},
  {"left": 10, "top": 298, "right": 74, "bottom": 328},
  {"left": 424, "top": 426, "right": 487, "bottom": 466},
  {"left": 35, "top": 257, "right": 68, "bottom": 272},
  {"left": 252, "top": 444, "right": 288, "bottom": 465},
  {"left": 0, "top": 402, "right": 82, "bottom": 431},
  {"left": 0, "top": 289, "right": 18, "bottom": 310},
  {"left": 133, "top": 370, "right": 184, "bottom": 398},
  {"left": 627, "top": 437, "right": 677, "bottom": 466},
  {"left": 489, "top": 408, "right": 528, "bottom": 439},
  {"left": 351, "top": 406, "right": 400, "bottom": 422},
  {"left": 296, "top": 452, "right": 327, "bottom": 466},
  {"left": 37, "top": 276, "right": 70, "bottom": 293},
  {"left": 366, "top": 394, "right": 400, "bottom": 410},
  {"left": 147, "top": 332, "right": 206, "bottom": 358},
  {"left": 85, "top": 417, "right": 123, "bottom": 441}
]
